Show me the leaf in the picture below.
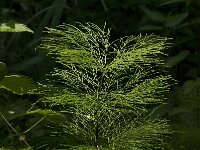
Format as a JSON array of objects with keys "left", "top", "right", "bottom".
[
  {"left": 182, "top": 80, "right": 196, "bottom": 94},
  {"left": 27, "top": 109, "right": 66, "bottom": 123},
  {"left": 165, "top": 12, "right": 188, "bottom": 28},
  {"left": 0, "top": 62, "right": 7, "bottom": 81},
  {"left": 158, "top": 0, "right": 186, "bottom": 7},
  {"left": 166, "top": 50, "right": 190, "bottom": 66},
  {"left": 139, "top": 25, "right": 163, "bottom": 31},
  {"left": 9, "top": 54, "right": 45, "bottom": 71},
  {"left": 0, "top": 75, "right": 35, "bottom": 95},
  {"left": 177, "top": 78, "right": 200, "bottom": 108},
  {"left": 0, "top": 148, "right": 30, "bottom": 150},
  {"left": 0, "top": 22, "right": 33, "bottom": 33},
  {"left": 141, "top": 6, "right": 165, "bottom": 22},
  {"left": 50, "top": 0, "right": 66, "bottom": 27},
  {"left": 186, "top": 53, "right": 200, "bottom": 64},
  {"left": 185, "top": 67, "right": 199, "bottom": 78},
  {"left": 0, "top": 100, "right": 32, "bottom": 123},
  {"left": 169, "top": 106, "right": 190, "bottom": 116}
]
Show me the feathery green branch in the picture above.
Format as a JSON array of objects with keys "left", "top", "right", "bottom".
[{"left": 38, "top": 22, "right": 172, "bottom": 149}]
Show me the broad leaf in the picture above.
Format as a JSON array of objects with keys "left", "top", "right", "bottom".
[
  {"left": 166, "top": 50, "right": 190, "bottom": 66},
  {"left": 158, "top": 0, "right": 186, "bottom": 7},
  {"left": 0, "top": 75, "right": 35, "bottom": 95},
  {"left": 27, "top": 109, "right": 66, "bottom": 123},
  {"left": 0, "top": 22, "right": 33, "bottom": 33},
  {"left": 141, "top": 6, "right": 165, "bottom": 22},
  {"left": 139, "top": 25, "right": 163, "bottom": 31},
  {"left": 165, "top": 12, "right": 188, "bottom": 28}
]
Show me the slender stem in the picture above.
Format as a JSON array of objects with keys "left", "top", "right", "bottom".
[
  {"left": 94, "top": 91, "right": 99, "bottom": 147},
  {"left": 0, "top": 112, "right": 33, "bottom": 150},
  {"left": 101, "top": 0, "right": 108, "bottom": 12},
  {"left": 95, "top": 113, "right": 99, "bottom": 148},
  {"left": 95, "top": 78, "right": 102, "bottom": 148},
  {"left": 94, "top": 53, "right": 107, "bottom": 148},
  {"left": 22, "top": 116, "right": 45, "bottom": 134}
]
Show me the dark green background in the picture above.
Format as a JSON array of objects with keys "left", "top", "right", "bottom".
[{"left": 0, "top": 0, "right": 200, "bottom": 149}]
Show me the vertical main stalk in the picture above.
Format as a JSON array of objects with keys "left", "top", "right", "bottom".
[{"left": 94, "top": 54, "right": 107, "bottom": 149}]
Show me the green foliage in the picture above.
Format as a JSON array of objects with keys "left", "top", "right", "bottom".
[
  {"left": 166, "top": 50, "right": 190, "bottom": 67},
  {"left": 38, "top": 23, "right": 172, "bottom": 149},
  {"left": 0, "top": 22, "right": 35, "bottom": 95},
  {"left": 27, "top": 109, "right": 66, "bottom": 123},
  {"left": 0, "top": 22, "right": 38, "bottom": 150},
  {"left": 0, "top": 22, "right": 33, "bottom": 33},
  {"left": 168, "top": 78, "right": 200, "bottom": 149},
  {"left": 0, "top": 62, "right": 7, "bottom": 81},
  {"left": 0, "top": 75, "right": 35, "bottom": 95}
]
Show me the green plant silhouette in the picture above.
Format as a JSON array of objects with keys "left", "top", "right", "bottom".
[{"left": 37, "top": 23, "right": 173, "bottom": 149}]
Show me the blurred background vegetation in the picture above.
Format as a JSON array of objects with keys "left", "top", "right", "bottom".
[{"left": 0, "top": 0, "right": 200, "bottom": 149}]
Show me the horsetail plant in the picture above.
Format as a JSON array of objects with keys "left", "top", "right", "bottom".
[{"left": 38, "top": 23, "right": 172, "bottom": 149}]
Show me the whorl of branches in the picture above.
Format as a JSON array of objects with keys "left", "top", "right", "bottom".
[{"left": 38, "top": 22, "right": 172, "bottom": 149}]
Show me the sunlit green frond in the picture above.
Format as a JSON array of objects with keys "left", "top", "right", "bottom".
[
  {"left": 105, "top": 74, "right": 171, "bottom": 111},
  {"left": 0, "top": 75, "right": 35, "bottom": 95},
  {"left": 42, "top": 92, "right": 95, "bottom": 107},
  {"left": 39, "top": 22, "right": 111, "bottom": 68},
  {"left": 107, "top": 35, "right": 170, "bottom": 70},
  {"left": 0, "top": 22, "right": 33, "bottom": 33},
  {"left": 52, "top": 67, "right": 100, "bottom": 93},
  {"left": 38, "top": 22, "right": 172, "bottom": 149},
  {"left": 114, "top": 120, "right": 170, "bottom": 150},
  {"left": 125, "top": 76, "right": 171, "bottom": 104},
  {"left": 57, "top": 49, "right": 100, "bottom": 67}
]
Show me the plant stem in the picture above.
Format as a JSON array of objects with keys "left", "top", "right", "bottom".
[
  {"left": 0, "top": 112, "right": 33, "bottom": 150},
  {"left": 95, "top": 54, "right": 107, "bottom": 148}
]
